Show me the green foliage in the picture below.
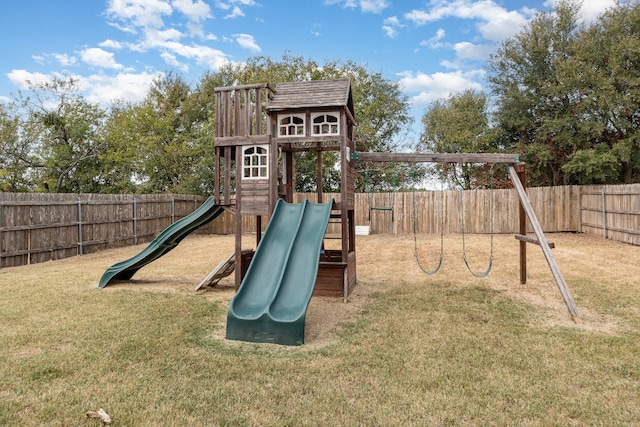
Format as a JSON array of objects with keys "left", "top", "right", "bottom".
[
  {"left": 489, "top": 0, "right": 640, "bottom": 186},
  {"left": 561, "top": 2, "right": 640, "bottom": 183},
  {"left": 0, "top": 103, "right": 35, "bottom": 191},
  {"left": 419, "top": 90, "right": 505, "bottom": 189},
  {"left": 18, "top": 77, "right": 111, "bottom": 192},
  {"left": 562, "top": 145, "right": 621, "bottom": 184},
  {"left": 488, "top": 0, "right": 582, "bottom": 186}
]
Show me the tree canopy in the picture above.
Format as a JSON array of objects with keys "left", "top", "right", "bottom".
[
  {"left": 487, "top": 0, "right": 640, "bottom": 186},
  {"left": 3, "top": 1, "right": 640, "bottom": 194},
  {"left": 0, "top": 55, "right": 414, "bottom": 194}
]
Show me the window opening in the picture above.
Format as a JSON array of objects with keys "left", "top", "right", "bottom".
[
  {"left": 311, "top": 113, "right": 339, "bottom": 136},
  {"left": 242, "top": 145, "right": 269, "bottom": 179},
  {"left": 278, "top": 114, "right": 305, "bottom": 137}
]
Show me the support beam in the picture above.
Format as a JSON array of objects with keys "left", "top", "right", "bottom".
[
  {"left": 516, "top": 164, "right": 527, "bottom": 285},
  {"left": 353, "top": 152, "right": 520, "bottom": 164},
  {"left": 508, "top": 165, "right": 580, "bottom": 322},
  {"left": 514, "top": 234, "right": 555, "bottom": 249}
]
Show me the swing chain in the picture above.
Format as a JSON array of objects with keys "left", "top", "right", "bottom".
[
  {"left": 412, "top": 169, "right": 444, "bottom": 275},
  {"left": 460, "top": 164, "right": 495, "bottom": 278}
]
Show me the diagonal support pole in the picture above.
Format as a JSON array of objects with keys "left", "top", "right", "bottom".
[{"left": 508, "top": 165, "right": 580, "bottom": 322}]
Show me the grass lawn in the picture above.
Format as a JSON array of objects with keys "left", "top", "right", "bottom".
[{"left": 1, "top": 232, "right": 639, "bottom": 426}]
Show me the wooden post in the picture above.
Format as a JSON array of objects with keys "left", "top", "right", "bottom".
[
  {"left": 0, "top": 200, "right": 3, "bottom": 268},
  {"left": 77, "top": 198, "right": 83, "bottom": 256},
  {"left": 602, "top": 188, "right": 608, "bottom": 239},
  {"left": 235, "top": 149, "right": 243, "bottom": 290},
  {"left": 256, "top": 215, "right": 262, "bottom": 247},
  {"left": 508, "top": 166, "right": 580, "bottom": 322},
  {"left": 317, "top": 142, "right": 323, "bottom": 204},
  {"left": 516, "top": 163, "right": 527, "bottom": 284}
]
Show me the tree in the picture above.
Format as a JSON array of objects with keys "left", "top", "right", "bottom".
[
  {"left": 488, "top": 0, "right": 583, "bottom": 186},
  {"left": 129, "top": 72, "right": 208, "bottom": 193},
  {"left": 559, "top": 2, "right": 640, "bottom": 184},
  {"left": 0, "top": 103, "right": 35, "bottom": 191},
  {"left": 418, "top": 90, "right": 505, "bottom": 189},
  {"left": 17, "top": 77, "right": 110, "bottom": 192}
]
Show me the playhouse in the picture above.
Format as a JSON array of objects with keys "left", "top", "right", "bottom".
[{"left": 213, "top": 78, "right": 357, "bottom": 299}]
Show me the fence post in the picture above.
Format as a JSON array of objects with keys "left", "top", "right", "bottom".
[
  {"left": 77, "top": 197, "right": 83, "bottom": 255},
  {"left": 0, "top": 201, "right": 3, "bottom": 268},
  {"left": 133, "top": 197, "right": 138, "bottom": 245},
  {"left": 171, "top": 197, "right": 175, "bottom": 223},
  {"left": 602, "top": 188, "right": 607, "bottom": 239}
]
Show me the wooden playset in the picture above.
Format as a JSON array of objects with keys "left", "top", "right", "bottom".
[
  {"left": 99, "top": 78, "right": 580, "bottom": 339},
  {"left": 212, "top": 78, "right": 580, "bottom": 321}
]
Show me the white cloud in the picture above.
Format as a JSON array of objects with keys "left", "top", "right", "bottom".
[
  {"left": 7, "top": 69, "right": 53, "bottom": 90},
  {"left": 216, "top": 0, "right": 257, "bottom": 19},
  {"left": 397, "top": 70, "right": 484, "bottom": 107},
  {"left": 405, "top": 0, "right": 533, "bottom": 43},
  {"left": 325, "top": 0, "right": 389, "bottom": 14},
  {"left": 32, "top": 53, "right": 78, "bottom": 67},
  {"left": 6, "top": 69, "right": 161, "bottom": 105},
  {"left": 420, "top": 28, "right": 446, "bottom": 49},
  {"left": 452, "top": 41, "right": 494, "bottom": 61},
  {"left": 99, "top": 39, "right": 124, "bottom": 50},
  {"left": 224, "top": 6, "right": 244, "bottom": 19},
  {"left": 475, "top": 9, "right": 529, "bottom": 42},
  {"left": 160, "top": 41, "right": 231, "bottom": 69},
  {"left": 80, "top": 47, "right": 123, "bottom": 69},
  {"left": 83, "top": 71, "right": 162, "bottom": 104},
  {"left": 106, "top": 0, "right": 173, "bottom": 29},
  {"left": 382, "top": 16, "right": 401, "bottom": 38},
  {"left": 544, "top": 0, "right": 616, "bottom": 23},
  {"left": 160, "top": 52, "right": 189, "bottom": 71},
  {"left": 54, "top": 53, "right": 78, "bottom": 67},
  {"left": 146, "top": 27, "right": 185, "bottom": 44},
  {"left": 234, "top": 33, "right": 260, "bottom": 52},
  {"left": 361, "top": 0, "right": 389, "bottom": 14},
  {"left": 172, "top": 0, "right": 211, "bottom": 21}
]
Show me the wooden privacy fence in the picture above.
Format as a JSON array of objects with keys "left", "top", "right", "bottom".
[
  {"left": 2, "top": 184, "right": 639, "bottom": 268},
  {"left": 0, "top": 193, "right": 207, "bottom": 268},
  {"left": 579, "top": 184, "right": 640, "bottom": 246},
  {"left": 207, "top": 186, "right": 581, "bottom": 236}
]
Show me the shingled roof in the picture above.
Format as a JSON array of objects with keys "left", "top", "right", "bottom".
[{"left": 267, "top": 78, "right": 354, "bottom": 118}]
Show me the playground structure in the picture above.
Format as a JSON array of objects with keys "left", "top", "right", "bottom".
[{"left": 99, "top": 78, "right": 580, "bottom": 346}]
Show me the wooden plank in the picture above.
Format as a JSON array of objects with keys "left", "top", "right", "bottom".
[
  {"left": 214, "top": 82, "right": 273, "bottom": 92},
  {"left": 508, "top": 165, "right": 580, "bottom": 322},
  {"left": 195, "top": 252, "right": 236, "bottom": 290},
  {"left": 354, "top": 152, "right": 521, "bottom": 164},
  {"left": 514, "top": 234, "right": 555, "bottom": 248},
  {"left": 215, "top": 135, "right": 270, "bottom": 146}
]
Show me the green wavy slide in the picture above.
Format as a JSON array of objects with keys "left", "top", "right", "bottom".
[
  {"left": 98, "top": 197, "right": 224, "bottom": 288},
  {"left": 226, "top": 199, "right": 332, "bottom": 346}
]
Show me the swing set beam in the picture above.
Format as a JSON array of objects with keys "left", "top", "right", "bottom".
[
  {"left": 352, "top": 151, "right": 581, "bottom": 322},
  {"left": 352, "top": 152, "right": 521, "bottom": 164}
]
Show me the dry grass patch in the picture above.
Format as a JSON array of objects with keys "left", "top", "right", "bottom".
[{"left": 1, "top": 231, "right": 640, "bottom": 425}]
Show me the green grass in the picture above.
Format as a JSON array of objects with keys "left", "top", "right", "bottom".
[{"left": 1, "top": 234, "right": 640, "bottom": 426}]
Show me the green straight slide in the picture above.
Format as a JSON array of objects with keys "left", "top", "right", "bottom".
[
  {"left": 226, "top": 199, "right": 332, "bottom": 346},
  {"left": 98, "top": 197, "right": 224, "bottom": 288}
]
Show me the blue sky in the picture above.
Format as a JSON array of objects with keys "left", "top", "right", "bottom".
[{"left": 0, "top": 0, "right": 616, "bottom": 124}]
